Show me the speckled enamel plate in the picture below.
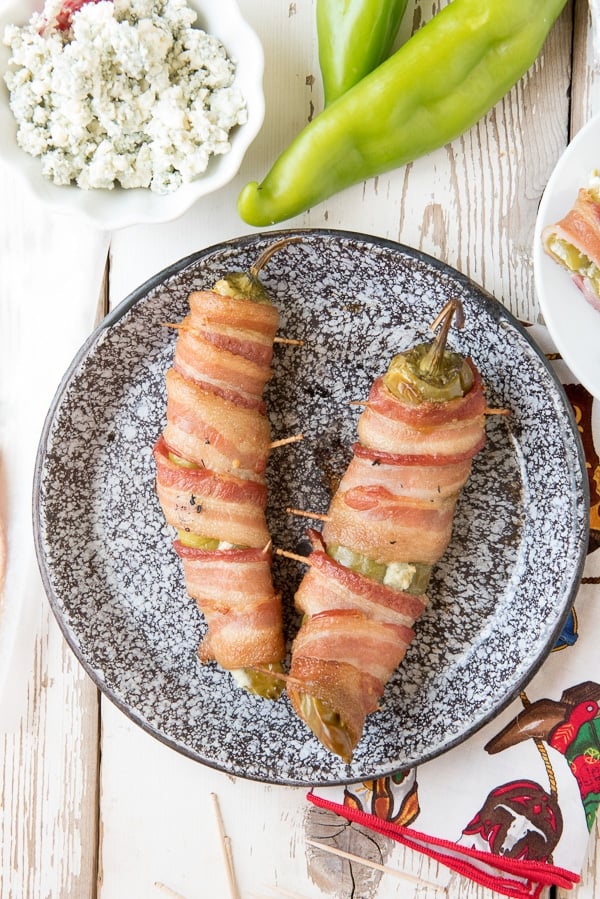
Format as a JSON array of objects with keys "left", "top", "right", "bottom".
[{"left": 33, "top": 229, "right": 589, "bottom": 786}]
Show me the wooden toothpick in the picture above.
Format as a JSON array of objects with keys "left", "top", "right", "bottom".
[
  {"left": 285, "top": 507, "right": 330, "bottom": 522},
  {"left": 211, "top": 793, "right": 241, "bottom": 899},
  {"left": 274, "top": 336, "right": 305, "bottom": 347},
  {"left": 154, "top": 882, "right": 188, "bottom": 899},
  {"left": 305, "top": 839, "right": 448, "bottom": 895},
  {"left": 270, "top": 433, "right": 304, "bottom": 449},
  {"left": 275, "top": 547, "right": 311, "bottom": 566}
]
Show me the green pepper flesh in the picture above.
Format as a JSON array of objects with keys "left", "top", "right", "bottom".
[
  {"left": 296, "top": 693, "right": 355, "bottom": 763},
  {"left": 232, "top": 664, "right": 285, "bottom": 700},
  {"left": 213, "top": 271, "right": 271, "bottom": 303},
  {"left": 327, "top": 543, "right": 432, "bottom": 594},
  {"left": 383, "top": 343, "right": 474, "bottom": 404},
  {"left": 545, "top": 238, "right": 600, "bottom": 297}
]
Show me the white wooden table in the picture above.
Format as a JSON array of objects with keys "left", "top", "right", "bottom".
[{"left": 1, "top": 2, "right": 599, "bottom": 897}]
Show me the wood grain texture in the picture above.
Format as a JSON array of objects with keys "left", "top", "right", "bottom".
[
  {"left": 572, "top": 0, "right": 600, "bottom": 136},
  {"left": 0, "top": 0, "right": 597, "bottom": 897},
  {"left": 0, "top": 170, "right": 109, "bottom": 898}
]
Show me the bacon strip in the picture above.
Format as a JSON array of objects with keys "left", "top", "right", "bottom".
[
  {"left": 339, "top": 452, "right": 473, "bottom": 499},
  {"left": 287, "top": 351, "right": 486, "bottom": 760},
  {"left": 154, "top": 288, "right": 284, "bottom": 678},
  {"left": 292, "top": 610, "right": 414, "bottom": 687},
  {"left": 357, "top": 366, "right": 486, "bottom": 459},
  {"left": 188, "top": 290, "right": 280, "bottom": 363},
  {"left": 174, "top": 324, "right": 272, "bottom": 411},
  {"left": 163, "top": 368, "right": 271, "bottom": 481},
  {"left": 174, "top": 543, "right": 284, "bottom": 668},
  {"left": 322, "top": 488, "right": 456, "bottom": 565},
  {"left": 542, "top": 188, "right": 600, "bottom": 312},
  {"left": 154, "top": 436, "right": 270, "bottom": 548},
  {"left": 294, "top": 551, "right": 427, "bottom": 626}
]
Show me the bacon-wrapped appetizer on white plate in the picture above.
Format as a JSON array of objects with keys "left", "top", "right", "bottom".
[
  {"left": 533, "top": 114, "right": 600, "bottom": 398},
  {"left": 284, "top": 300, "right": 489, "bottom": 761},
  {"left": 153, "top": 237, "right": 299, "bottom": 700},
  {"left": 541, "top": 174, "right": 600, "bottom": 312}
]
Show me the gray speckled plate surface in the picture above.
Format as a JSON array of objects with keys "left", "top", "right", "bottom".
[{"left": 33, "top": 229, "right": 589, "bottom": 786}]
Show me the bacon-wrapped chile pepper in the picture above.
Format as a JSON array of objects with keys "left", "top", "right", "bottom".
[
  {"left": 153, "top": 239, "right": 297, "bottom": 699},
  {"left": 286, "top": 300, "right": 487, "bottom": 760},
  {"left": 541, "top": 180, "right": 600, "bottom": 312}
]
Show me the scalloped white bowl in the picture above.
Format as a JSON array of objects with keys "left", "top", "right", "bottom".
[{"left": 0, "top": 0, "right": 264, "bottom": 230}]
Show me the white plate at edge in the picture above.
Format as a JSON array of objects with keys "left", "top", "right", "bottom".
[{"left": 534, "top": 113, "right": 600, "bottom": 398}]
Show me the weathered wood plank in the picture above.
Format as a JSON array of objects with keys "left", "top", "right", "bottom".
[
  {"left": 0, "top": 169, "right": 109, "bottom": 898},
  {"left": 571, "top": 0, "right": 600, "bottom": 135},
  {"left": 1, "top": 0, "right": 595, "bottom": 896}
]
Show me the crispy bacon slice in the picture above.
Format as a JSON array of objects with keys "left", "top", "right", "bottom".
[
  {"left": 199, "top": 596, "right": 283, "bottom": 669},
  {"left": 289, "top": 657, "right": 381, "bottom": 753},
  {"left": 163, "top": 368, "right": 271, "bottom": 481},
  {"left": 321, "top": 387, "right": 483, "bottom": 562},
  {"left": 291, "top": 609, "right": 414, "bottom": 686},
  {"left": 174, "top": 543, "right": 284, "bottom": 669},
  {"left": 287, "top": 608, "right": 415, "bottom": 759},
  {"left": 357, "top": 368, "right": 486, "bottom": 460},
  {"left": 294, "top": 551, "right": 427, "bottom": 626},
  {"left": 322, "top": 488, "right": 455, "bottom": 565},
  {"left": 153, "top": 436, "right": 270, "bottom": 548},
  {"left": 187, "top": 290, "right": 280, "bottom": 363},
  {"left": 340, "top": 452, "right": 473, "bottom": 500},
  {"left": 174, "top": 322, "right": 273, "bottom": 410}
]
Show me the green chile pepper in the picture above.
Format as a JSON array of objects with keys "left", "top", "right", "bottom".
[
  {"left": 238, "top": 0, "right": 567, "bottom": 227},
  {"left": 317, "top": 0, "right": 409, "bottom": 105}
]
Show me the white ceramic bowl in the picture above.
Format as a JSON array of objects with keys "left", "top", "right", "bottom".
[{"left": 0, "top": 0, "right": 264, "bottom": 230}]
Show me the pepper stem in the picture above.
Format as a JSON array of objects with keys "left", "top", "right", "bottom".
[
  {"left": 215, "top": 235, "right": 303, "bottom": 301},
  {"left": 419, "top": 298, "right": 465, "bottom": 378},
  {"left": 249, "top": 234, "right": 303, "bottom": 278}
]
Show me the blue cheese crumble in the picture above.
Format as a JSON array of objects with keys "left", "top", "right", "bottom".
[{"left": 3, "top": 0, "right": 248, "bottom": 193}]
